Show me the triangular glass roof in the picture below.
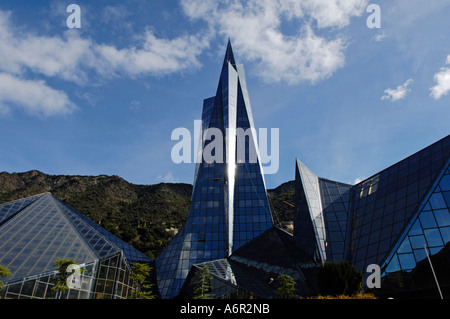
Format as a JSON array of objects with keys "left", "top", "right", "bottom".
[
  {"left": 0, "top": 193, "right": 150, "bottom": 282},
  {"left": 0, "top": 193, "right": 45, "bottom": 225},
  {"left": 382, "top": 159, "right": 450, "bottom": 274}
]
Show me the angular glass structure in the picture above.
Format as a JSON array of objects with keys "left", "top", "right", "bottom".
[
  {"left": 180, "top": 227, "right": 318, "bottom": 299},
  {"left": 294, "top": 134, "right": 450, "bottom": 295},
  {"left": 294, "top": 160, "right": 353, "bottom": 264},
  {"left": 155, "top": 41, "right": 273, "bottom": 299},
  {"left": 0, "top": 192, "right": 151, "bottom": 299}
]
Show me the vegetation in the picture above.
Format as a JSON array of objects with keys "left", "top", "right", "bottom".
[
  {"left": 306, "top": 292, "right": 377, "bottom": 299},
  {"left": 267, "top": 181, "right": 295, "bottom": 230},
  {"left": 0, "top": 170, "right": 192, "bottom": 259},
  {"left": 0, "top": 265, "right": 11, "bottom": 295},
  {"left": 0, "top": 170, "right": 295, "bottom": 260},
  {"left": 275, "top": 274, "right": 298, "bottom": 299},
  {"left": 317, "top": 260, "right": 363, "bottom": 297},
  {"left": 52, "top": 259, "right": 80, "bottom": 299},
  {"left": 128, "top": 263, "right": 155, "bottom": 299},
  {"left": 193, "top": 265, "right": 214, "bottom": 299}
]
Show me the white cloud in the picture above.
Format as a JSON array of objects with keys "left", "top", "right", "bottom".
[
  {"left": 0, "top": 11, "right": 208, "bottom": 82},
  {"left": 0, "top": 9, "right": 210, "bottom": 116},
  {"left": 430, "top": 55, "right": 450, "bottom": 100},
  {"left": 381, "top": 79, "right": 413, "bottom": 102},
  {"left": 93, "top": 31, "right": 209, "bottom": 78},
  {"left": 0, "top": 11, "right": 93, "bottom": 84},
  {"left": 354, "top": 176, "right": 365, "bottom": 185},
  {"left": 0, "top": 72, "right": 75, "bottom": 116},
  {"left": 374, "top": 31, "right": 386, "bottom": 42},
  {"left": 156, "top": 171, "right": 178, "bottom": 183},
  {"left": 181, "top": 0, "right": 368, "bottom": 84},
  {"left": 0, "top": 1, "right": 370, "bottom": 115},
  {"left": 299, "top": 0, "right": 368, "bottom": 29}
]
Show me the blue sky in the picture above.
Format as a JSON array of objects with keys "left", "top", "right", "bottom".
[{"left": 0, "top": 0, "right": 449, "bottom": 189}]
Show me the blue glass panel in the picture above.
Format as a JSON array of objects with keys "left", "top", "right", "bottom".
[
  {"left": 443, "top": 191, "right": 450, "bottom": 207},
  {"left": 439, "top": 174, "right": 450, "bottom": 191},
  {"left": 409, "top": 235, "right": 426, "bottom": 249},
  {"left": 424, "top": 228, "right": 444, "bottom": 247},
  {"left": 413, "top": 248, "right": 426, "bottom": 262},
  {"left": 433, "top": 209, "right": 450, "bottom": 227},
  {"left": 398, "top": 253, "right": 416, "bottom": 270},
  {"left": 383, "top": 160, "right": 450, "bottom": 275},
  {"left": 385, "top": 255, "right": 400, "bottom": 273},
  {"left": 409, "top": 219, "right": 423, "bottom": 235},
  {"left": 397, "top": 237, "right": 412, "bottom": 253},
  {"left": 419, "top": 211, "right": 437, "bottom": 228},
  {"left": 440, "top": 226, "right": 450, "bottom": 243},
  {"left": 429, "top": 192, "right": 447, "bottom": 210}
]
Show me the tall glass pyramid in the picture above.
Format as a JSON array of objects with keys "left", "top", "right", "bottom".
[{"left": 155, "top": 41, "right": 273, "bottom": 299}]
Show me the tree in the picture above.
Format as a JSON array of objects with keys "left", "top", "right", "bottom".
[
  {"left": 275, "top": 274, "right": 298, "bottom": 299},
  {"left": 193, "top": 264, "right": 214, "bottom": 299},
  {"left": 52, "top": 259, "right": 79, "bottom": 299},
  {"left": 0, "top": 265, "right": 11, "bottom": 296},
  {"left": 318, "top": 260, "right": 363, "bottom": 296},
  {"left": 128, "top": 263, "right": 155, "bottom": 299}
]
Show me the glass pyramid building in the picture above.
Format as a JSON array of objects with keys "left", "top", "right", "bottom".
[
  {"left": 155, "top": 41, "right": 274, "bottom": 299},
  {"left": 0, "top": 192, "right": 151, "bottom": 299},
  {"left": 294, "top": 134, "right": 450, "bottom": 296}
]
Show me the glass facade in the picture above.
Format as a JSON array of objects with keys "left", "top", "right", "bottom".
[
  {"left": 155, "top": 41, "right": 273, "bottom": 299},
  {"left": 348, "top": 136, "right": 449, "bottom": 273},
  {"left": 0, "top": 192, "right": 151, "bottom": 299},
  {"left": 319, "top": 178, "right": 352, "bottom": 263},
  {"left": 293, "top": 134, "right": 450, "bottom": 294},
  {"left": 180, "top": 226, "right": 317, "bottom": 299},
  {"left": 0, "top": 251, "right": 134, "bottom": 299},
  {"left": 294, "top": 160, "right": 328, "bottom": 263},
  {"left": 383, "top": 159, "right": 450, "bottom": 274}
]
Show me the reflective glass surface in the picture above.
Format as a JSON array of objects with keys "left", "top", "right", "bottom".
[
  {"left": 54, "top": 196, "right": 151, "bottom": 264},
  {"left": 349, "top": 135, "right": 449, "bottom": 271},
  {"left": 232, "top": 81, "right": 272, "bottom": 250},
  {"left": 0, "top": 193, "right": 98, "bottom": 282},
  {"left": 0, "top": 193, "right": 147, "bottom": 298},
  {"left": 383, "top": 160, "right": 450, "bottom": 274},
  {"left": 181, "top": 227, "right": 316, "bottom": 299},
  {"left": 319, "top": 179, "right": 352, "bottom": 262},
  {"left": 0, "top": 193, "right": 43, "bottom": 225},
  {"left": 293, "top": 134, "right": 450, "bottom": 282},
  {"left": 155, "top": 42, "right": 273, "bottom": 299},
  {"left": 294, "top": 160, "right": 327, "bottom": 263}
]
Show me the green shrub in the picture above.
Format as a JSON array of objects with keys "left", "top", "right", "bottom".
[{"left": 276, "top": 274, "right": 298, "bottom": 299}]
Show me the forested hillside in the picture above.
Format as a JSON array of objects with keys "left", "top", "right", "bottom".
[{"left": 0, "top": 170, "right": 294, "bottom": 259}]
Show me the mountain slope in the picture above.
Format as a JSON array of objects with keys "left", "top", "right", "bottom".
[{"left": 0, "top": 170, "right": 294, "bottom": 259}]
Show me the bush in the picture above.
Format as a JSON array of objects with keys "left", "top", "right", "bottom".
[
  {"left": 318, "top": 260, "right": 363, "bottom": 296},
  {"left": 307, "top": 293, "right": 377, "bottom": 299},
  {"left": 276, "top": 274, "right": 298, "bottom": 299}
]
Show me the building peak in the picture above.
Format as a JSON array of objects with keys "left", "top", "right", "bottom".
[{"left": 222, "top": 39, "right": 236, "bottom": 69}]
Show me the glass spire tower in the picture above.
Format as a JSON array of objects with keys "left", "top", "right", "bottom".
[{"left": 155, "top": 41, "right": 273, "bottom": 299}]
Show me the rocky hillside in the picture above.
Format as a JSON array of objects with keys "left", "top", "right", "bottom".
[{"left": 0, "top": 170, "right": 294, "bottom": 259}]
